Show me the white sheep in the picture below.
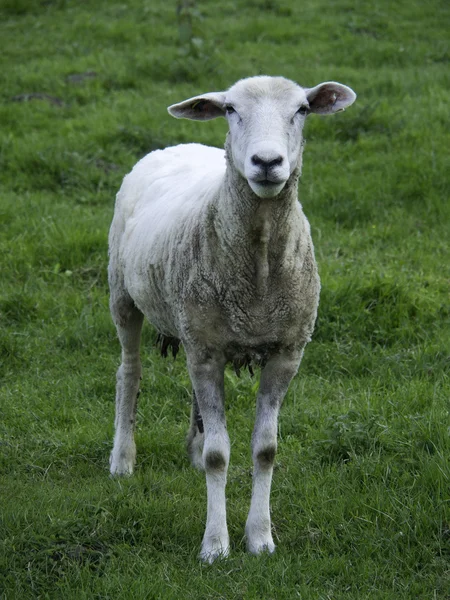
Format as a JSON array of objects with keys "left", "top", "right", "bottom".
[{"left": 108, "top": 75, "right": 356, "bottom": 562}]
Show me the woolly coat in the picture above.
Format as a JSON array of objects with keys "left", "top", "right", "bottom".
[{"left": 108, "top": 139, "right": 320, "bottom": 367}]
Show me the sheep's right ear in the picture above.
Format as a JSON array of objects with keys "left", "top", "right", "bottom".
[{"left": 168, "top": 92, "right": 226, "bottom": 121}]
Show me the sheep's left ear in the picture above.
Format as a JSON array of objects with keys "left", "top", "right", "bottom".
[
  {"left": 168, "top": 92, "right": 226, "bottom": 121},
  {"left": 305, "top": 82, "right": 356, "bottom": 115}
]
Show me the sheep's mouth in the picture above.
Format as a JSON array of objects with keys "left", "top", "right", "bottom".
[
  {"left": 257, "top": 180, "right": 282, "bottom": 187},
  {"left": 250, "top": 175, "right": 286, "bottom": 186},
  {"left": 248, "top": 178, "right": 287, "bottom": 198}
]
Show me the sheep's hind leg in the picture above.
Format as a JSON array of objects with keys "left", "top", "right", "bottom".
[
  {"left": 110, "top": 300, "right": 144, "bottom": 476},
  {"left": 187, "top": 352, "right": 230, "bottom": 563},
  {"left": 245, "top": 349, "right": 304, "bottom": 555},
  {"left": 187, "top": 390, "right": 205, "bottom": 470}
]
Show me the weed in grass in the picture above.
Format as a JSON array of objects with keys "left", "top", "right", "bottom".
[{"left": 319, "top": 410, "right": 386, "bottom": 463}]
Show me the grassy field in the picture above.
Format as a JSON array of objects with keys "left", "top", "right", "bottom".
[{"left": 1, "top": 0, "right": 449, "bottom": 598}]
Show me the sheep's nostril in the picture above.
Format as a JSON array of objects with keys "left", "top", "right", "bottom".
[
  {"left": 251, "top": 154, "right": 284, "bottom": 169},
  {"left": 269, "top": 155, "right": 284, "bottom": 167}
]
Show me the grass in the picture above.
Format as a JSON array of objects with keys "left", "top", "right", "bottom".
[{"left": 0, "top": 0, "right": 449, "bottom": 598}]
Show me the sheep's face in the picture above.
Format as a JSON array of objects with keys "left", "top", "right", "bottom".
[
  {"left": 223, "top": 78, "right": 308, "bottom": 198},
  {"left": 168, "top": 76, "right": 356, "bottom": 200}
]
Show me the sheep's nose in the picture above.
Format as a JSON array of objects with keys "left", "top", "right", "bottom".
[{"left": 251, "top": 154, "right": 284, "bottom": 169}]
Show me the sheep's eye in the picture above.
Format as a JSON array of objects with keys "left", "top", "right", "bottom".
[
  {"left": 297, "top": 105, "right": 309, "bottom": 116},
  {"left": 225, "top": 105, "right": 236, "bottom": 115}
]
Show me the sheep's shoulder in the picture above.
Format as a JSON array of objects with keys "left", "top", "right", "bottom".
[{"left": 114, "top": 143, "right": 226, "bottom": 222}]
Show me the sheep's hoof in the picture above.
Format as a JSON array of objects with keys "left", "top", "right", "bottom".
[
  {"left": 245, "top": 525, "right": 276, "bottom": 555},
  {"left": 247, "top": 539, "right": 276, "bottom": 556},
  {"left": 109, "top": 448, "right": 135, "bottom": 476},
  {"left": 199, "top": 536, "right": 230, "bottom": 564}
]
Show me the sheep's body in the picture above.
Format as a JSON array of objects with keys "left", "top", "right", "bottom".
[
  {"left": 108, "top": 76, "right": 356, "bottom": 562},
  {"left": 110, "top": 142, "right": 318, "bottom": 363}
]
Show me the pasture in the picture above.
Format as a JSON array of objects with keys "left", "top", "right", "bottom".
[{"left": 0, "top": 0, "right": 449, "bottom": 597}]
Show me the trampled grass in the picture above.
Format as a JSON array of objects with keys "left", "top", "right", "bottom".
[{"left": 0, "top": 0, "right": 449, "bottom": 598}]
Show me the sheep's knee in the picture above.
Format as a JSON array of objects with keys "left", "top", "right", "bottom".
[
  {"left": 204, "top": 449, "right": 228, "bottom": 472},
  {"left": 202, "top": 431, "right": 230, "bottom": 473},
  {"left": 255, "top": 444, "right": 277, "bottom": 469}
]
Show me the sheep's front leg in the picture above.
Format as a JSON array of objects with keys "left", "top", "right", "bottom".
[
  {"left": 187, "top": 352, "right": 230, "bottom": 563},
  {"left": 246, "top": 349, "right": 304, "bottom": 555}
]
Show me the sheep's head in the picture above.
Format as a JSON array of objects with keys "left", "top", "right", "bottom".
[{"left": 168, "top": 76, "right": 356, "bottom": 199}]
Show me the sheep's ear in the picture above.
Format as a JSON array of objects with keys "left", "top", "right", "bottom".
[
  {"left": 305, "top": 82, "right": 356, "bottom": 115},
  {"left": 168, "top": 92, "right": 226, "bottom": 121}
]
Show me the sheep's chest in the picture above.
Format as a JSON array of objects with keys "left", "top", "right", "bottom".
[{"left": 183, "top": 258, "right": 319, "bottom": 356}]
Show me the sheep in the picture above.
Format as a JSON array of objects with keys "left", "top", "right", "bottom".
[{"left": 108, "top": 75, "right": 356, "bottom": 562}]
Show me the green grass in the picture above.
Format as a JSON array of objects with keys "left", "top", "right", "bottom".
[{"left": 1, "top": 0, "right": 449, "bottom": 598}]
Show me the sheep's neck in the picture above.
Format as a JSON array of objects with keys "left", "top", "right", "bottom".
[
  {"left": 251, "top": 201, "right": 273, "bottom": 295},
  {"left": 217, "top": 140, "right": 303, "bottom": 296}
]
